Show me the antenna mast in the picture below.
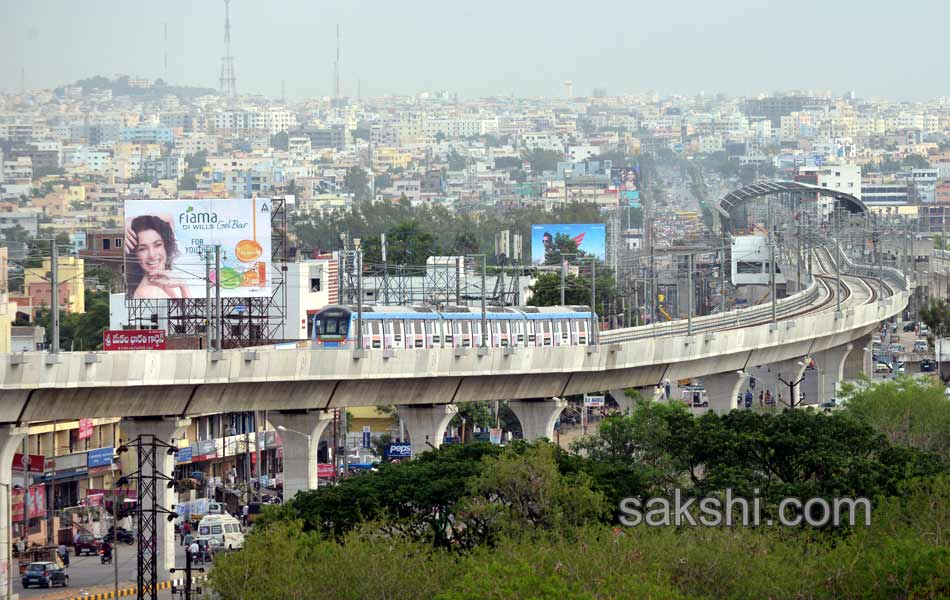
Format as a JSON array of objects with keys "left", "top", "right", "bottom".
[{"left": 220, "top": 0, "right": 237, "bottom": 98}]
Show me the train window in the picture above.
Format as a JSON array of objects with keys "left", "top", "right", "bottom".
[{"left": 318, "top": 313, "right": 349, "bottom": 338}]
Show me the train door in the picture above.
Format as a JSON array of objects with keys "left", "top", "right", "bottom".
[
  {"left": 514, "top": 321, "right": 525, "bottom": 346},
  {"left": 541, "top": 320, "right": 552, "bottom": 347},
  {"left": 472, "top": 320, "right": 484, "bottom": 347},
  {"left": 568, "top": 319, "right": 579, "bottom": 345},
  {"left": 431, "top": 320, "right": 442, "bottom": 348},
  {"left": 392, "top": 320, "right": 405, "bottom": 349},
  {"left": 561, "top": 319, "right": 571, "bottom": 346},
  {"left": 551, "top": 320, "right": 561, "bottom": 347},
  {"left": 577, "top": 320, "right": 588, "bottom": 345},
  {"left": 383, "top": 321, "right": 394, "bottom": 349},
  {"left": 412, "top": 320, "right": 425, "bottom": 348},
  {"left": 461, "top": 321, "right": 471, "bottom": 347},
  {"left": 368, "top": 320, "right": 381, "bottom": 349}
]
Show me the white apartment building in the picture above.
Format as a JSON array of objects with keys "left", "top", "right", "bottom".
[
  {"left": 213, "top": 109, "right": 296, "bottom": 135},
  {"left": 520, "top": 132, "right": 564, "bottom": 153},
  {"left": 798, "top": 163, "right": 861, "bottom": 220},
  {"left": 568, "top": 145, "right": 600, "bottom": 162}
]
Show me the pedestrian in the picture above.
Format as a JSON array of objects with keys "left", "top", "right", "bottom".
[
  {"left": 758, "top": 390, "right": 764, "bottom": 407},
  {"left": 765, "top": 389, "right": 772, "bottom": 405},
  {"left": 57, "top": 543, "right": 69, "bottom": 568},
  {"left": 188, "top": 539, "right": 200, "bottom": 562},
  {"left": 749, "top": 376, "right": 756, "bottom": 390},
  {"left": 183, "top": 531, "right": 193, "bottom": 549},
  {"left": 180, "top": 520, "right": 191, "bottom": 545},
  {"left": 664, "top": 381, "right": 671, "bottom": 400},
  {"left": 744, "top": 389, "right": 753, "bottom": 409},
  {"left": 242, "top": 503, "right": 249, "bottom": 526}
]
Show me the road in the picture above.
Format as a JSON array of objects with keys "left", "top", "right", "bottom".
[{"left": 15, "top": 542, "right": 194, "bottom": 599}]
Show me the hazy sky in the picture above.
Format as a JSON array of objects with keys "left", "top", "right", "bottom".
[{"left": 1, "top": 0, "right": 946, "bottom": 100}]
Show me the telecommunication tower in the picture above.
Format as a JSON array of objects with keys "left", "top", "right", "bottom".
[
  {"left": 220, "top": 0, "right": 237, "bottom": 98},
  {"left": 334, "top": 24, "right": 341, "bottom": 99}
]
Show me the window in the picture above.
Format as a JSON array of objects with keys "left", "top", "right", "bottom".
[
  {"left": 103, "top": 238, "right": 111, "bottom": 250},
  {"left": 211, "top": 525, "right": 223, "bottom": 534},
  {"left": 737, "top": 261, "right": 761, "bottom": 274},
  {"left": 310, "top": 278, "right": 321, "bottom": 292},
  {"left": 115, "top": 238, "right": 122, "bottom": 247},
  {"left": 199, "top": 526, "right": 210, "bottom": 535}
]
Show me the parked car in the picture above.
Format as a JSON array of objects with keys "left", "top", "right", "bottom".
[
  {"left": 104, "top": 527, "right": 135, "bottom": 545},
  {"left": 888, "top": 343, "right": 905, "bottom": 354},
  {"left": 874, "top": 362, "right": 893, "bottom": 374},
  {"left": 21, "top": 562, "right": 68, "bottom": 589},
  {"left": 919, "top": 324, "right": 929, "bottom": 336},
  {"left": 920, "top": 359, "right": 936, "bottom": 372},
  {"left": 914, "top": 340, "right": 929, "bottom": 353},
  {"left": 74, "top": 533, "right": 102, "bottom": 556},
  {"left": 903, "top": 321, "right": 917, "bottom": 332},
  {"left": 894, "top": 362, "right": 906, "bottom": 374}
]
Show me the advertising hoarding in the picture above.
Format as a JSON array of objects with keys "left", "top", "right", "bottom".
[
  {"left": 123, "top": 198, "right": 272, "bottom": 300},
  {"left": 13, "top": 453, "right": 45, "bottom": 474},
  {"left": 384, "top": 443, "right": 412, "bottom": 459},
  {"left": 87, "top": 447, "right": 114, "bottom": 469},
  {"left": 531, "top": 224, "right": 606, "bottom": 265},
  {"left": 103, "top": 329, "right": 167, "bottom": 351},
  {"left": 12, "top": 485, "right": 46, "bottom": 520},
  {"left": 78, "top": 418, "right": 94, "bottom": 440}
]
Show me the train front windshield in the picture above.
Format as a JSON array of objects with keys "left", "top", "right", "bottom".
[{"left": 315, "top": 310, "right": 351, "bottom": 341}]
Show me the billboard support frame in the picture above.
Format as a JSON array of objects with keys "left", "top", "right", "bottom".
[{"left": 125, "top": 197, "right": 288, "bottom": 348}]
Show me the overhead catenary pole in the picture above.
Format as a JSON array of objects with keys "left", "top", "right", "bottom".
[
  {"left": 481, "top": 255, "right": 488, "bottom": 347},
  {"left": 356, "top": 250, "right": 363, "bottom": 350},
  {"left": 214, "top": 245, "right": 222, "bottom": 351},
  {"left": 560, "top": 258, "right": 566, "bottom": 305},
  {"left": 687, "top": 253, "right": 693, "bottom": 336},
  {"left": 768, "top": 198, "right": 776, "bottom": 323},
  {"left": 590, "top": 258, "right": 597, "bottom": 344},
  {"left": 51, "top": 241, "right": 59, "bottom": 353},
  {"left": 205, "top": 250, "right": 212, "bottom": 351}
]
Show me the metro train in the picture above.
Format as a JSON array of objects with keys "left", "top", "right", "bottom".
[{"left": 311, "top": 304, "right": 596, "bottom": 349}]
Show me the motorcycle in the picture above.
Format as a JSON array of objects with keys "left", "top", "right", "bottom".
[
  {"left": 104, "top": 527, "right": 135, "bottom": 545},
  {"left": 99, "top": 548, "right": 113, "bottom": 564}
]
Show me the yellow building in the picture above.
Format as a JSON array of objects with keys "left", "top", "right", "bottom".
[
  {"left": 0, "top": 248, "right": 13, "bottom": 352},
  {"left": 371, "top": 147, "right": 413, "bottom": 172},
  {"left": 24, "top": 256, "right": 85, "bottom": 315}
]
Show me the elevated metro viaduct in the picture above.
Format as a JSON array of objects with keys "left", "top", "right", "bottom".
[{"left": 0, "top": 183, "right": 904, "bottom": 585}]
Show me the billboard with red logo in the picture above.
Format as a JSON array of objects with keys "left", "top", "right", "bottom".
[
  {"left": 78, "top": 418, "right": 94, "bottom": 440},
  {"left": 103, "top": 329, "right": 167, "bottom": 351},
  {"left": 12, "top": 485, "right": 46, "bottom": 520},
  {"left": 12, "top": 453, "right": 44, "bottom": 474}
]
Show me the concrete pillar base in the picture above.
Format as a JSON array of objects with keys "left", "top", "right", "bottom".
[
  {"left": 396, "top": 404, "right": 458, "bottom": 458},
  {"left": 268, "top": 411, "right": 333, "bottom": 500},
  {"left": 702, "top": 371, "right": 748, "bottom": 413},
  {"left": 120, "top": 417, "right": 191, "bottom": 577},
  {"left": 813, "top": 343, "right": 852, "bottom": 402},
  {"left": 0, "top": 425, "right": 26, "bottom": 599},
  {"left": 508, "top": 398, "right": 568, "bottom": 441}
]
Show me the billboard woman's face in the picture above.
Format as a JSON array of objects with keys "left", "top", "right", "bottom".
[{"left": 134, "top": 229, "right": 167, "bottom": 274}]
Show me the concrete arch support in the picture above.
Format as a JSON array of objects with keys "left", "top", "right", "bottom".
[
  {"left": 843, "top": 334, "right": 873, "bottom": 380},
  {"left": 120, "top": 417, "right": 191, "bottom": 577},
  {"left": 813, "top": 343, "right": 852, "bottom": 402},
  {"left": 702, "top": 371, "right": 748, "bottom": 413},
  {"left": 0, "top": 425, "right": 26, "bottom": 598},
  {"left": 508, "top": 398, "right": 568, "bottom": 441},
  {"left": 396, "top": 404, "right": 458, "bottom": 458},
  {"left": 268, "top": 411, "right": 333, "bottom": 500}
]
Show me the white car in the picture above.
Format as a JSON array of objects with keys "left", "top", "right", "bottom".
[{"left": 874, "top": 362, "right": 893, "bottom": 374}]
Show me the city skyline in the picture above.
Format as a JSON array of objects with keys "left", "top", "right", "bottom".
[{"left": 2, "top": 0, "right": 948, "bottom": 101}]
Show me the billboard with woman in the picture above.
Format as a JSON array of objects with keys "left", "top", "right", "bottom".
[{"left": 124, "top": 198, "right": 272, "bottom": 299}]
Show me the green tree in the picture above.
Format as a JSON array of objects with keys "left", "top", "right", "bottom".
[
  {"left": 185, "top": 150, "right": 207, "bottom": 170},
  {"left": 271, "top": 131, "right": 289, "bottom": 151},
  {"left": 842, "top": 376, "right": 950, "bottom": 460},
  {"left": 344, "top": 166, "right": 371, "bottom": 202},
  {"left": 523, "top": 149, "right": 563, "bottom": 174},
  {"left": 179, "top": 171, "right": 198, "bottom": 191}
]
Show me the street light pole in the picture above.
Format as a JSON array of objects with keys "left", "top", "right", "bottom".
[{"left": 51, "top": 241, "right": 59, "bottom": 353}]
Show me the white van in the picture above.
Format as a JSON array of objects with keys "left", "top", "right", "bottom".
[{"left": 196, "top": 514, "right": 244, "bottom": 549}]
